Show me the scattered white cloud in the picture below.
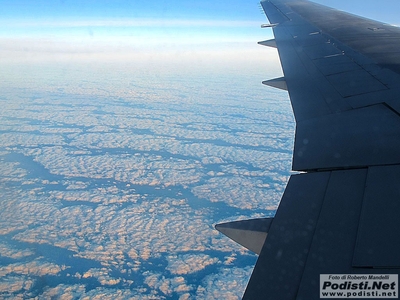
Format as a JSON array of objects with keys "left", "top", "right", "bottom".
[
  {"left": 0, "top": 161, "right": 28, "bottom": 182},
  {"left": 192, "top": 175, "right": 285, "bottom": 210},
  {"left": 0, "top": 275, "right": 35, "bottom": 294},
  {"left": 0, "top": 53, "right": 293, "bottom": 298},
  {"left": 0, "top": 242, "right": 35, "bottom": 259},
  {"left": 40, "top": 284, "right": 151, "bottom": 300},
  {"left": 196, "top": 267, "right": 254, "bottom": 300},
  {"left": 82, "top": 268, "right": 122, "bottom": 286},
  {"left": 144, "top": 272, "right": 194, "bottom": 297},
  {"left": 0, "top": 258, "right": 64, "bottom": 277},
  {"left": 166, "top": 254, "right": 219, "bottom": 275}
]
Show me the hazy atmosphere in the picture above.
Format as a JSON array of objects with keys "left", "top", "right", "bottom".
[{"left": 0, "top": 0, "right": 396, "bottom": 298}]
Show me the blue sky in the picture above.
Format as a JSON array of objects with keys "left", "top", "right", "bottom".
[
  {"left": 1, "top": 1, "right": 397, "bottom": 38},
  {"left": 0, "top": 0, "right": 398, "bottom": 66},
  {"left": 1, "top": 0, "right": 398, "bottom": 38},
  {"left": 1, "top": 0, "right": 398, "bottom": 20},
  {"left": 1, "top": 0, "right": 398, "bottom": 25},
  {"left": 0, "top": 0, "right": 263, "bottom": 38},
  {"left": 0, "top": 1, "right": 259, "bottom": 65},
  {"left": 2, "top": 0, "right": 260, "bottom": 21}
]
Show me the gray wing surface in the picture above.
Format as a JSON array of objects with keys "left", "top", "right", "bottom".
[{"left": 217, "top": 1, "right": 400, "bottom": 299}]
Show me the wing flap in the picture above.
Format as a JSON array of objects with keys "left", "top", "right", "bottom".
[
  {"left": 262, "top": 77, "right": 287, "bottom": 91},
  {"left": 243, "top": 172, "right": 330, "bottom": 299},
  {"left": 294, "top": 104, "right": 400, "bottom": 171},
  {"left": 353, "top": 165, "right": 400, "bottom": 268},
  {"left": 258, "top": 39, "right": 277, "bottom": 48},
  {"left": 296, "top": 169, "right": 367, "bottom": 298},
  {"left": 215, "top": 218, "right": 273, "bottom": 255},
  {"left": 243, "top": 167, "right": 400, "bottom": 299}
]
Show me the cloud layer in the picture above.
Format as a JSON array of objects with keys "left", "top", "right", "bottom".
[{"left": 0, "top": 55, "right": 293, "bottom": 298}]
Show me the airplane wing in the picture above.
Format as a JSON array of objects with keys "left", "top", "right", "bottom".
[{"left": 216, "top": 0, "right": 400, "bottom": 299}]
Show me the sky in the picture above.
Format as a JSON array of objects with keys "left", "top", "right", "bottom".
[
  {"left": 0, "top": 0, "right": 398, "bottom": 299},
  {"left": 0, "top": 0, "right": 264, "bottom": 64},
  {"left": 0, "top": 0, "right": 398, "bottom": 67}
]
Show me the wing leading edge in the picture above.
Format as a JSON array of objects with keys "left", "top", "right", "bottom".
[{"left": 216, "top": 1, "right": 400, "bottom": 299}]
